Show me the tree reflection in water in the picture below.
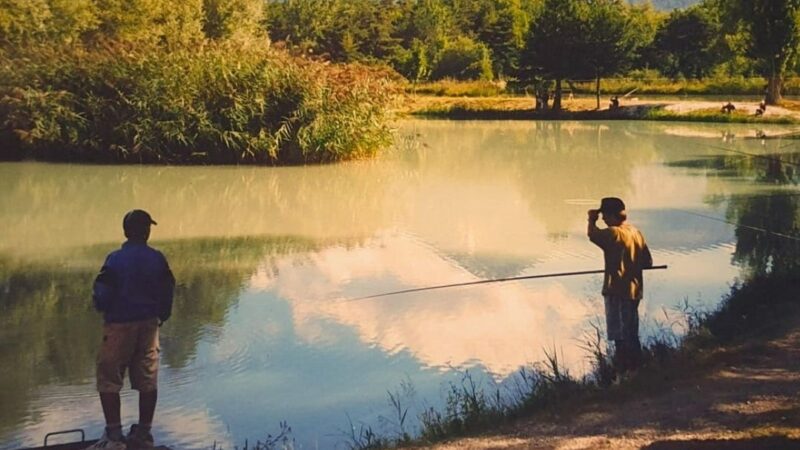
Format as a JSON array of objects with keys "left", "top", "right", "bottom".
[{"left": 728, "top": 193, "right": 800, "bottom": 278}]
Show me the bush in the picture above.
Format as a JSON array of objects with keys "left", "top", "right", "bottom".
[
  {"left": 430, "top": 36, "right": 493, "bottom": 81},
  {"left": 0, "top": 43, "right": 397, "bottom": 164}
]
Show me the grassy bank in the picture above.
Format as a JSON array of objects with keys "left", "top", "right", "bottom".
[
  {"left": 409, "top": 77, "right": 800, "bottom": 98},
  {"left": 570, "top": 76, "right": 800, "bottom": 97},
  {"left": 342, "top": 273, "right": 800, "bottom": 449},
  {"left": 0, "top": 44, "right": 396, "bottom": 165},
  {"left": 643, "top": 108, "right": 800, "bottom": 125},
  {"left": 402, "top": 95, "right": 800, "bottom": 124}
]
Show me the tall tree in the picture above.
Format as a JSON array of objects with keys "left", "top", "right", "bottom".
[
  {"left": 522, "top": 0, "right": 588, "bottom": 111},
  {"left": 395, "top": 0, "right": 455, "bottom": 80},
  {"left": 265, "top": 0, "right": 338, "bottom": 53},
  {"left": 581, "top": 0, "right": 639, "bottom": 109},
  {"left": 726, "top": 0, "right": 800, "bottom": 104},
  {"left": 653, "top": 6, "right": 722, "bottom": 79},
  {"left": 451, "top": 0, "right": 529, "bottom": 78}
]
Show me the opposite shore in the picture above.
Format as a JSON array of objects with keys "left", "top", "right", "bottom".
[{"left": 399, "top": 94, "right": 800, "bottom": 125}]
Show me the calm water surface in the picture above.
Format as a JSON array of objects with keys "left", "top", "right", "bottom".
[{"left": 1, "top": 120, "right": 799, "bottom": 449}]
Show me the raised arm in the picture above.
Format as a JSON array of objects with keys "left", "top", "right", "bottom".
[{"left": 587, "top": 209, "right": 601, "bottom": 237}]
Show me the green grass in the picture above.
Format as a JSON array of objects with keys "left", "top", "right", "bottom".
[
  {"left": 408, "top": 79, "right": 506, "bottom": 97},
  {"left": 644, "top": 108, "right": 799, "bottom": 124},
  {"left": 410, "top": 76, "right": 800, "bottom": 98},
  {"left": 569, "top": 76, "right": 800, "bottom": 96},
  {"left": 0, "top": 43, "right": 397, "bottom": 165}
]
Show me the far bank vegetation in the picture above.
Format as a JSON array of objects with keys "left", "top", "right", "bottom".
[{"left": 3, "top": 0, "right": 800, "bottom": 163}]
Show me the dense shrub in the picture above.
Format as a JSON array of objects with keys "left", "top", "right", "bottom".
[
  {"left": 0, "top": 43, "right": 397, "bottom": 164},
  {"left": 430, "top": 37, "right": 493, "bottom": 81}
]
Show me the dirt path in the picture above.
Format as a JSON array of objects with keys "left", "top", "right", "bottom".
[{"left": 421, "top": 317, "right": 800, "bottom": 450}]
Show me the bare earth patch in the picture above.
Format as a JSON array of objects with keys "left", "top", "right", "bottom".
[{"left": 417, "top": 316, "right": 800, "bottom": 450}]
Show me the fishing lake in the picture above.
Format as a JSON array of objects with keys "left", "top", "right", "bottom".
[{"left": 1, "top": 119, "right": 799, "bottom": 449}]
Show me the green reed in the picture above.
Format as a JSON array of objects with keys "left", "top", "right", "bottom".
[{"left": 0, "top": 43, "right": 396, "bottom": 164}]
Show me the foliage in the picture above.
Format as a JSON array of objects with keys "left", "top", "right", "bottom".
[
  {"left": 723, "top": 0, "right": 800, "bottom": 103},
  {"left": 582, "top": 0, "right": 641, "bottom": 107},
  {"left": 92, "top": 0, "right": 204, "bottom": 47},
  {"left": 0, "top": 0, "right": 99, "bottom": 44},
  {"left": 652, "top": 6, "right": 723, "bottom": 79},
  {"left": 521, "top": 0, "right": 643, "bottom": 110},
  {"left": 430, "top": 36, "right": 493, "bottom": 81},
  {"left": 0, "top": 43, "right": 396, "bottom": 164},
  {"left": 450, "top": 0, "right": 530, "bottom": 78},
  {"left": 202, "top": 0, "right": 265, "bottom": 41}
]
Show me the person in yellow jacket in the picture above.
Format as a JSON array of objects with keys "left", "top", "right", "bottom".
[{"left": 588, "top": 197, "right": 653, "bottom": 373}]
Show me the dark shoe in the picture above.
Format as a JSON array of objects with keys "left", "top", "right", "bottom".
[{"left": 127, "top": 424, "right": 154, "bottom": 450}]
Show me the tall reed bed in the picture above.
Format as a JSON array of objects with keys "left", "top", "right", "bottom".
[{"left": 0, "top": 43, "right": 397, "bottom": 164}]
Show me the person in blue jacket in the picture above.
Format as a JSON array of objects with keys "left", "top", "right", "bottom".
[{"left": 87, "top": 210, "right": 175, "bottom": 450}]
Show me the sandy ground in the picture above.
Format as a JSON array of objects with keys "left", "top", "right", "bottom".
[{"left": 416, "top": 316, "right": 800, "bottom": 450}]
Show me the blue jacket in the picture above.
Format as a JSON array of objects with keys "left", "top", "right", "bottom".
[{"left": 93, "top": 240, "right": 175, "bottom": 323}]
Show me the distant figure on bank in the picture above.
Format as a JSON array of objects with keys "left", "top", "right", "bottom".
[
  {"left": 755, "top": 99, "right": 767, "bottom": 116},
  {"left": 609, "top": 96, "right": 620, "bottom": 110},
  {"left": 535, "top": 88, "right": 550, "bottom": 110},
  {"left": 587, "top": 198, "right": 653, "bottom": 374},
  {"left": 721, "top": 101, "right": 736, "bottom": 114},
  {"left": 88, "top": 210, "right": 175, "bottom": 450}
]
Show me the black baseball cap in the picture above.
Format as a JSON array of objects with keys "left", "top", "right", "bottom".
[
  {"left": 598, "top": 197, "right": 625, "bottom": 215},
  {"left": 123, "top": 209, "right": 157, "bottom": 234}
]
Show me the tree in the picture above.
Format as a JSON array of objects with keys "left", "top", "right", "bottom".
[
  {"left": 582, "top": 0, "right": 639, "bottom": 109},
  {"left": 265, "top": 0, "right": 338, "bottom": 54},
  {"left": 653, "top": 6, "right": 722, "bottom": 79},
  {"left": 451, "top": 0, "right": 529, "bottom": 78},
  {"left": 726, "top": 0, "right": 800, "bottom": 104},
  {"left": 522, "top": 0, "right": 588, "bottom": 111}
]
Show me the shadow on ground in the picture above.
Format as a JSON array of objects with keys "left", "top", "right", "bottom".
[{"left": 643, "top": 436, "right": 800, "bottom": 450}]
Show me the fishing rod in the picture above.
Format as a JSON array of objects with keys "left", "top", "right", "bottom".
[
  {"left": 346, "top": 265, "right": 668, "bottom": 302},
  {"left": 622, "top": 87, "right": 638, "bottom": 99}
]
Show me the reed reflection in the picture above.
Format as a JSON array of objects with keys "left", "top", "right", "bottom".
[{"left": 0, "top": 236, "right": 320, "bottom": 437}]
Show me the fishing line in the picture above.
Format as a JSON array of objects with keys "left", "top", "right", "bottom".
[
  {"left": 672, "top": 208, "right": 800, "bottom": 243},
  {"left": 701, "top": 143, "right": 800, "bottom": 167},
  {"left": 344, "top": 265, "right": 668, "bottom": 302}
]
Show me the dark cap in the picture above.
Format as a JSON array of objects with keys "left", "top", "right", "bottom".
[
  {"left": 123, "top": 209, "right": 157, "bottom": 235},
  {"left": 598, "top": 197, "right": 625, "bottom": 215}
]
